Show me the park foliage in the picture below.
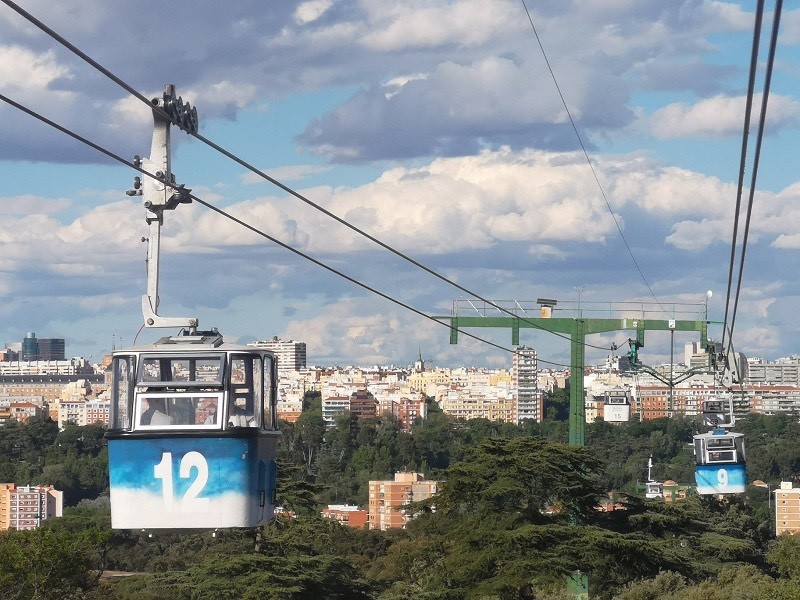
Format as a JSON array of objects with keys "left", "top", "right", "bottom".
[{"left": 3, "top": 391, "right": 800, "bottom": 598}]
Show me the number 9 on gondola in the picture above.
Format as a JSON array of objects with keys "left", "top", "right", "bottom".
[{"left": 693, "top": 429, "right": 746, "bottom": 495}]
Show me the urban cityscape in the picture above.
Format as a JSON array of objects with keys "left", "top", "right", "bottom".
[
  {"left": 4, "top": 330, "right": 800, "bottom": 536},
  {"left": 1, "top": 0, "right": 798, "bottom": 596}
]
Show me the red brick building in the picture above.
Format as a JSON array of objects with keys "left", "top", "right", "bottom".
[
  {"left": 368, "top": 472, "right": 438, "bottom": 530},
  {"left": 321, "top": 505, "right": 369, "bottom": 528},
  {"left": 350, "top": 389, "right": 378, "bottom": 420}
]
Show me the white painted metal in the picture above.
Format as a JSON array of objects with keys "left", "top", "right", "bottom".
[{"left": 140, "top": 85, "right": 198, "bottom": 330}]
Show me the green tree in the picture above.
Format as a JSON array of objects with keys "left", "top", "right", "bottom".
[
  {"left": 767, "top": 533, "right": 800, "bottom": 580},
  {"left": 276, "top": 461, "right": 323, "bottom": 515},
  {"left": 296, "top": 408, "right": 325, "bottom": 473},
  {"left": 410, "top": 409, "right": 452, "bottom": 471},
  {"left": 431, "top": 437, "right": 604, "bottom": 523},
  {"left": 303, "top": 390, "right": 322, "bottom": 412},
  {"left": 113, "top": 517, "right": 375, "bottom": 599},
  {"left": 0, "top": 527, "right": 100, "bottom": 599},
  {"left": 545, "top": 385, "right": 570, "bottom": 421}
]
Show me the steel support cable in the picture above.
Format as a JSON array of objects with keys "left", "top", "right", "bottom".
[
  {"left": 726, "top": 0, "right": 783, "bottom": 357},
  {"left": 519, "top": 0, "right": 672, "bottom": 319},
  {"left": 0, "top": 0, "right": 619, "bottom": 354},
  {"left": 0, "top": 90, "right": 581, "bottom": 368},
  {"left": 714, "top": 322, "right": 740, "bottom": 389},
  {"left": 722, "top": 0, "right": 765, "bottom": 353}
]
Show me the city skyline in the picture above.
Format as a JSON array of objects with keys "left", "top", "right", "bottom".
[{"left": 0, "top": 2, "right": 799, "bottom": 369}]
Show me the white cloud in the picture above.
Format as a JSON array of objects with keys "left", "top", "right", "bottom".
[
  {"left": 527, "top": 244, "right": 566, "bottom": 260},
  {"left": 0, "top": 46, "right": 71, "bottom": 91},
  {"left": 0, "top": 194, "right": 71, "bottom": 215},
  {"left": 648, "top": 94, "right": 800, "bottom": 139},
  {"left": 359, "top": 0, "right": 520, "bottom": 51},
  {"left": 294, "top": 0, "right": 334, "bottom": 25},
  {"left": 106, "top": 95, "right": 152, "bottom": 131},
  {"left": 666, "top": 182, "right": 800, "bottom": 252},
  {"left": 777, "top": 7, "right": 800, "bottom": 44},
  {"left": 609, "top": 159, "right": 736, "bottom": 217},
  {"left": 735, "top": 324, "right": 781, "bottom": 356},
  {"left": 75, "top": 293, "right": 130, "bottom": 312},
  {"left": 279, "top": 296, "right": 494, "bottom": 366},
  {"left": 288, "top": 148, "right": 763, "bottom": 254},
  {"left": 199, "top": 81, "right": 259, "bottom": 110},
  {"left": 290, "top": 149, "right": 623, "bottom": 253},
  {"left": 118, "top": 148, "right": 800, "bottom": 259},
  {"left": 773, "top": 233, "right": 800, "bottom": 249}
]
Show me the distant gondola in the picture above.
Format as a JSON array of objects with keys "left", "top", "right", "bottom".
[{"left": 693, "top": 395, "right": 746, "bottom": 495}]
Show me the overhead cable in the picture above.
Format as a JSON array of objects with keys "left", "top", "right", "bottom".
[
  {"left": 0, "top": 0, "right": 615, "bottom": 353},
  {"left": 723, "top": 0, "right": 782, "bottom": 357},
  {"left": 722, "top": 0, "right": 765, "bottom": 354},
  {"left": 0, "top": 90, "right": 583, "bottom": 367},
  {"left": 519, "top": 0, "right": 673, "bottom": 318}
]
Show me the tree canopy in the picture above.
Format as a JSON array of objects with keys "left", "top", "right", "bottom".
[{"left": 2, "top": 406, "right": 800, "bottom": 597}]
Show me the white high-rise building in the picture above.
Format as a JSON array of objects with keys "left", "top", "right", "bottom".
[
  {"left": 248, "top": 337, "right": 307, "bottom": 374},
  {"left": 513, "top": 346, "right": 542, "bottom": 423}
]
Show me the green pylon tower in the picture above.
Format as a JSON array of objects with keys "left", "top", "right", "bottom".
[{"left": 446, "top": 300, "right": 709, "bottom": 446}]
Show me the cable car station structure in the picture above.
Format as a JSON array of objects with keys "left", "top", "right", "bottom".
[{"left": 446, "top": 298, "right": 711, "bottom": 446}]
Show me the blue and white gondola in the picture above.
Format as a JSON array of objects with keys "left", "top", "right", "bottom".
[
  {"left": 693, "top": 428, "right": 746, "bottom": 495},
  {"left": 105, "top": 331, "right": 280, "bottom": 529},
  {"left": 105, "top": 85, "right": 283, "bottom": 529}
]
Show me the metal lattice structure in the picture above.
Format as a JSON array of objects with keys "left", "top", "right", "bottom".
[{"left": 445, "top": 299, "right": 710, "bottom": 446}]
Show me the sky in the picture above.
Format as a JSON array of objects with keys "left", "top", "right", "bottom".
[{"left": 0, "top": 0, "right": 799, "bottom": 371}]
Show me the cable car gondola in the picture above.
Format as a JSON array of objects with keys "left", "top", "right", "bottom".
[
  {"left": 693, "top": 428, "right": 746, "bottom": 495},
  {"left": 104, "top": 85, "right": 280, "bottom": 529},
  {"left": 693, "top": 394, "right": 745, "bottom": 495},
  {"left": 603, "top": 389, "right": 631, "bottom": 423},
  {"left": 107, "top": 333, "right": 280, "bottom": 528}
]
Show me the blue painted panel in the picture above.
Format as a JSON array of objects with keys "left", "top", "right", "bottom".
[
  {"left": 695, "top": 464, "right": 746, "bottom": 495},
  {"left": 109, "top": 436, "right": 263, "bottom": 529}
]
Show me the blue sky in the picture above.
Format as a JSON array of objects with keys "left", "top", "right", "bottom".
[{"left": 0, "top": 1, "right": 799, "bottom": 370}]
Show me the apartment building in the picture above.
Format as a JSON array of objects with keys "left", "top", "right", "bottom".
[
  {"left": 0, "top": 484, "right": 63, "bottom": 531},
  {"left": 439, "top": 387, "right": 516, "bottom": 423},
  {"left": 247, "top": 337, "right": 307, "bottom": 374},
  {"left": 350, "top": 389, "right": 378, "bottom": 420},
  {"left": 747, "top": 386, "right": 800, "bottom": 414},
  {"left": 322, "top": 395, "right": 350, "bottom": 427},
  {"left": 0, "top": 374, "right": 106, "bottom": 407},
  {"left": 0, "top": 357, "right": 93, "bottom": 376},
  {"left": 54, "top": 398, "right": 110, "bottom": 428},
  {"left": 392, "top": 396, "right": 428, "bottom": 433},
  {"left": 8, "top": 402, "right": 44, "bottom": 423},
  {"left": 748, "top": 358, "right": 800, "bottom": 386},
  {"left": 320, "top": 379, "right": 429, "bottom": 430},
  {"left": 513, "top": 346, "right": 543, "bottom": 423},
  {"left": 276, "top": 397, "right": 303, "bottom": 423},
  {"left": 408, "top": 368, "right": 451, "bottom": 394},
  {"left": 636, "top": 385, "right": 704, "bottom": 419},
  {"left": 368, "top": 472, "right": 438, "bottom": 530},
  {"left": 775, "top": 481, "right": 800, "bottom": 535}
]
